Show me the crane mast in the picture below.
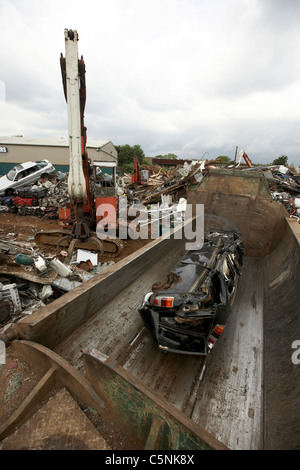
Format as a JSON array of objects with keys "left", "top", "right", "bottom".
[{"left": 61, "top": 28, "right": 88, "bottom": 207}]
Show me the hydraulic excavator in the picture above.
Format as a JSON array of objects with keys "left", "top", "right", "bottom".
[
  {"left": 131, "top": 156, "right": 149, "bottom": 185},
  {"left": 35, "top": 29, "right": 123, "bottom": 258}
]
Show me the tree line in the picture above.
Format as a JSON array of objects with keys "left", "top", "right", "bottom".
[
  {"left": 115, "top": 144, "right": 290, "bottom": 174},
  {"left": 115, "top": 145, "right": 180, "bottom": 174}
]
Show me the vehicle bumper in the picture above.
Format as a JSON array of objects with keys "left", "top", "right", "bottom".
[{"left": 139, "top": 305, "right": 209, "bottom": 356}]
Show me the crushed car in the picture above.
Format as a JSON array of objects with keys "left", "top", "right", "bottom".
[
  {"left": 0, "top": 160, "right": 56, "bottom": 196},
  {"left": 139, "top": 230, "right": 244, "bottom": 355}
]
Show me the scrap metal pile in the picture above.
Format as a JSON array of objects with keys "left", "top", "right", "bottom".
[
  {"left": 0, "top": 172, "right": 69, "bottom": 218},
  {"left": 122, "top": 159, "right": 300, "bottom": 220},
  {"left": 0, "top": 236, "right": 115, "bottom": 333},
  {"left": 121, "top": 159, "right": 211, "bottom": 205},
  {"left": 3, "top": 156, "right": 297, "bottom": 221},
  {"left": 240, "top": 164, "right": 300, "bottom": 220}
]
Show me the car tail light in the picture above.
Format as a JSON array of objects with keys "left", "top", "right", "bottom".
[
  {"left": 154, "top": 296, "right": 174, "bottom": 308},
  {"left": 208, "top": 324, "right": 225, "bottom": 349}
]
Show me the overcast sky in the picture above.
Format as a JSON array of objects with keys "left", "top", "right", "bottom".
[{"left": 1, "top": 0, "right": 300, "bottom": 165}]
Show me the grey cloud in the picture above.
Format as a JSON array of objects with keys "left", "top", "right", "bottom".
[{"left": 0, "top": 0, "right": 299, "bottom": 165}]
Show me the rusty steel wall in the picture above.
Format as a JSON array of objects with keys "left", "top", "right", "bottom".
[
  {"left": 188, "top": 169, "right": 288, "bottom": 258},
  {"left": 188, "top": 170, "right": 300, "bottom": 449},
  {"left": 263, "top": 219, "right": 300, "bottom": 449}
]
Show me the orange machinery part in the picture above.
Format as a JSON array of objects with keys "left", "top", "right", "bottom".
[{"left": 95, "top": 197, "right": 117, "bottom": 224}]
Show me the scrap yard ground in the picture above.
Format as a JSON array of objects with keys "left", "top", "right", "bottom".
[{"left": 0, "top": 211, "right": 151, "bottom": 261}]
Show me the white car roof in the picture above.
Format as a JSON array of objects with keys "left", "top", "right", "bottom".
[{"left": 15, "top": 160, "right": 48, "bottom": 171}]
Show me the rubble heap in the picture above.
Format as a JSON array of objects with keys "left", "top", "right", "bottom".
[
  {"left": 0, "top": 172, "right": 69, "bottom": 218},
  {"left": 124, "top": 159, "right": 300, "bottom": 219},
  {"left": 240, "top": 164, "right": 300, "bottom": 219},
  {"left": 0, "top": 236, "right": 115, "bottom": 333},
  {"left": 122, "top": 160, "right": 207, "bottom": 205}
]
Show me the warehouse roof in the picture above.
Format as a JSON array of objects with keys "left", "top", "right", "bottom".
[{"left": 0, "top": 136, "right": 112, "bottom": 149}]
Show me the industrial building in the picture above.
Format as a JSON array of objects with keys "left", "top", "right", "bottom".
[{"left": 0, "top": 136, "right": 118, "bottom": 174}]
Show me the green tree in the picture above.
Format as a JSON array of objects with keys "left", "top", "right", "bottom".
[
  {"left": 216, "top": 156, "right": 231, "bottom": 165},
  {"left": 115, "top": 144, "right": 146, "bottom": 174},
  {"left": 272, "top": 155, "right": 288, "bottom": 166}
]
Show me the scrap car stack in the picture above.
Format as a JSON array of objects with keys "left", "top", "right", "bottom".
[{"left": 0, "top": 171, "right": 69, "bottom": 218}]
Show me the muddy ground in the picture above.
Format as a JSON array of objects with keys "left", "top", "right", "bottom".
[{"left": 0, "top": 211, "right": 152, "bottom": 260}]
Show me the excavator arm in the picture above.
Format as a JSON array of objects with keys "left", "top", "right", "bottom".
[
  {"left": 34, "top": 29, "right": 123, "bottom": 258},
  {"left": 60, "top": 29, "right": 88, "bottom": 207}
]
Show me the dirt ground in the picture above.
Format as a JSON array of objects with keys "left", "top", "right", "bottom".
[
  {"left": 0, "top": 211, "right": 59, "bottom": 241},
  {"left": 0, "top": 211, "right": 152, "bottom": 260}
]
